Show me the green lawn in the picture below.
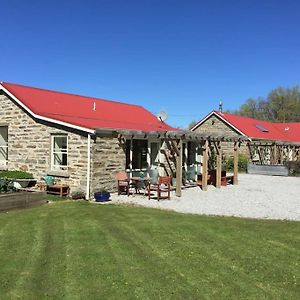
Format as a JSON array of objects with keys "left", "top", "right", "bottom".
[{"left": 0, "top": 202, "right": 299, "bottom": 299}]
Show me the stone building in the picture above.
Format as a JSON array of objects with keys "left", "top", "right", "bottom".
[
  {"left": 191, "top": 111, "right": 300, "bottom": 164},
  {"left": 0, "top": 82, "right": 178, "bottom": 198}
]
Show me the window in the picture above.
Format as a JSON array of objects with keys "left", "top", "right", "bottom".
[
  {"left": 126, "top": 139, "right": 148, "bottom": 170},
  {"left": 255, "top": 124, "right": 269, "bottom": 132},
  {"left": 51, "top": 135, "right": 68, "bottom": 171},
  {"left": 0, "top": 126, "right": 8, "bottom": 166},
  {"left": 150, "top": 142, "right": 159, "bottom": 167}
]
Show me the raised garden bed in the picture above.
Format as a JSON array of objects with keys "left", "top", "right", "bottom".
[{"left": 0, "top": 191, "right": 47, "bottom": 212}]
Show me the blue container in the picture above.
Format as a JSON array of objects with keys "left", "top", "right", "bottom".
[
  {"left": 94, "top": 192, "right": 110, "bottom": 202},
  {"left": 43, "top": 176, "right": 54, "bottom": 185}
]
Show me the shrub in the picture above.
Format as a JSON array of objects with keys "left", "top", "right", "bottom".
[
  {"left": 0, "top": 178, "right": 16, "bottom": 193},
  {"left": 285, "top": 161, "right": 300, "bottom": 176},
  {"left": 0, "top": 170, "right": 33, "bottom": 179},
  {"left": 225, "top": 154, "right": 248, "bottom": 172},
  {"left": 71, "top": 190, "right": 86, "bottom": 200}
]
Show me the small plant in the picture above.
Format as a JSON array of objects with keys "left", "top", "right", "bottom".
[
  {"left": 71, "top": 190, "right": 85, "bottom": 200},
  {"left": 0, "top": 170, "right": 33, "bottom": 179},
  {"left": 225, "top": 154, "right": 248, "bottom": 172},
  {"left": 286, "top": 161, "right": 300, "bottom": 176},
  {"left": 0, "top": 178, "right": 16, "bottom": 193}
]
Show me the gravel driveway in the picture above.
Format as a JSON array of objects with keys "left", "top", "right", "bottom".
[{"left": 111, "top": 174, "right": 300, "bottom": 221}]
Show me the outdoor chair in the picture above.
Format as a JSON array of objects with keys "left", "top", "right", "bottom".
[
  {"left": 116, "top": 171, "right": 130, "bottom": 196},
  {"left": 147, "top": 176, "right": 172, "bottom": 201}
]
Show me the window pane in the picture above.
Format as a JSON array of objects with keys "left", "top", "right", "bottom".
[
  {"left": 187, "top": 142, "right": 196, "bottom": 165},
  {"left": 0, "top": 127, "right": 8, "bottom": 163},
  {"left": 132, "top": 140, "right": 147, "bottom": 169},
  {"left": 54, "top": 136, "right": 67, "bottom": 151},
  {"left": 0, "top": 127, "right": 8, "bottom": 146},
  {"left": 150, "top": 143, "right": 159, "bottom": 166},
  {"left": 0, "top": 147, "right": 7, "bottom": 161},
  {"left": 125, "top": 140, "right": 131, "bottom": 169}
]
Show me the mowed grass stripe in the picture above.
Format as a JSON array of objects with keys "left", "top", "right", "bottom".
[
  {"left": 120, "top": 212, "right": 272, "bottom": 298},
  {"left": 62, "top": 209, "right": 126, "bottom": 299},
  {"left": 0, "top": 202, "right": 299, "bottom": 299},
  {"left": 5, "top": 206, "right": 69, "bottom": 299}
]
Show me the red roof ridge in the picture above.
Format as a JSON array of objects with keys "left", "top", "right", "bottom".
[
  {"left": 214, "top": 110, "right": 272, "bottom": 123},
  {"left": 1, "top": 81, "right": 145, "bottom": 109}
]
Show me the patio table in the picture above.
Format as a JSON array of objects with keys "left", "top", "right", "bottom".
[{"left": 130, "top": 177, "right": 151, "bottom": 195}]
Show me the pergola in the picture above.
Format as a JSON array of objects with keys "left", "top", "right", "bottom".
[
  {"left": 96, "top": 128, "right": 248, "bottom": 197},
  {"left": 247, "top": 139, "right": 300, "bottom": 165}
]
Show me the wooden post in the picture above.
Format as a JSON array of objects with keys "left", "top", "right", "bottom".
[
  {"left": 202, "top": 140, "right": 209, "bottom": 191},
  {"left": 247, "top": 143, "right": 253, "bottom": 162},
  {"left": 270, "top": 144, "right": 276, "bottom": 165},
  {"left": 216, "top": 141, "right": 222, "bottom": 188},
  {"left": 233, "top": 141, "right": 239, "bottom": 185},
  {"left": 279, "top": 146, "right": 283, "bottom": 164},
  {"left": 176, "top": 139, "right": 183, "bottom": 197},
  {"left": 274, "top": 144, "right": 277, "bottom": 164},
  {"left": 292, "top": 146, "right": 296, "bottom": 161},
  {"left": 257, "top": 146, "right": 263, "bottom": 165}
]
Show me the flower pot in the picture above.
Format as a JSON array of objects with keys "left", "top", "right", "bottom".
[
  {"left": 94, "top": 192, "right": 110, "bottom": 202},
  {"left": 14, "top": 179, "right": 37, "bottom": 188}
]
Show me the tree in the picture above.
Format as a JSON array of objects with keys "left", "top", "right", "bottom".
[
  {"left": 188, "top": 120, "right": 198, "bottom": 129},
  {"left": 233, "top": 85, "right": 300, "bottom": 122}
]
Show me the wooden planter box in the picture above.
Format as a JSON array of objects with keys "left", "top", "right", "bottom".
[{"left": 0, "top": 191, "right": 47, "bottom": 212}]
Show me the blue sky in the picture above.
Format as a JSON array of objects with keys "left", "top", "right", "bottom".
[{"left": 1, "top": 0, "right": 300, "bottom": 128}]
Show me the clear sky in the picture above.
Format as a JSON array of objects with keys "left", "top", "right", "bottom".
[{"left": 1, "top": 0, "right": 300, "bottom": 128}]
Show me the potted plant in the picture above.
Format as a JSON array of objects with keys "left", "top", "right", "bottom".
[{"left": 94, "top": 188, "right": 111, "bottom": 202}]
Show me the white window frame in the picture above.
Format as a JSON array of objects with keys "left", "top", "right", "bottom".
[
  {"left": 51, "top": 135, "right": 68, "bottom": 171},
  {"left": 0, "top": 126, "right": 8, "bottom": 167}
]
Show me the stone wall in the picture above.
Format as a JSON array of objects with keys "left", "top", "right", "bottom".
[
  {"left": 193, "top": 114, "right": 249, "bottom": 157},
  {"left": 91, "top": 136, "right": 126, "bottom": 194},
  {"left": 0, "top": 93, "right": 89, "bottom": 194}
]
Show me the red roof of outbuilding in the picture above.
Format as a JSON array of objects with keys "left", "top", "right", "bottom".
[
  {"left": 193, "top": 111, "right": 300, "bottom": 143},
  {"left": 0, "top": 82, "right": 177, "bottom": 132}
]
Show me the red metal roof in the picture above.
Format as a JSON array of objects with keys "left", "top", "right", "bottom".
[
  {"left": 1, "top": 82, "right": 177, "bottom": 132},
  {"left": 213, "top": 111, "right": 300, "bottom": 143}
]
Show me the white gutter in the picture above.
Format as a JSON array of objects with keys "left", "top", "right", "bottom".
[{"left": 86, "top": 134, "right": 91, "bottom": 200}]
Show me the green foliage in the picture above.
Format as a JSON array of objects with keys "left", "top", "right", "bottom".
[
  {"left": 0, "top": 178, "right": 16, "bottom": 193},
  {"left": 188, "top": 120, "right": 198, "bottom": 129},
  {"left": 0, "top": 203, "right": 299, "bottom": 298},
  {"left": 0, "top": 170, "right": 33, "bottom": 179},
  {"left": 232, "top": 85, "right": 300, "bottom": 122},
  {"left": 286, "top": 161, "right": 300, "bottom": 176},
  {"left": 225, "top": 154, "right": 248, "bottom": 172}
]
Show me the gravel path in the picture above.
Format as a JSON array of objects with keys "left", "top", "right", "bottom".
[{"left": 110, "top": 174, "right": 300, "bottom": 221}]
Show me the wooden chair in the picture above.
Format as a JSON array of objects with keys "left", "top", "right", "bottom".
[
  {"left": 116, "top": 171, "right": 130, "bottom": 196},
  {"left": 147, "top": 176, "right": 172, "bottom": 201}
]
